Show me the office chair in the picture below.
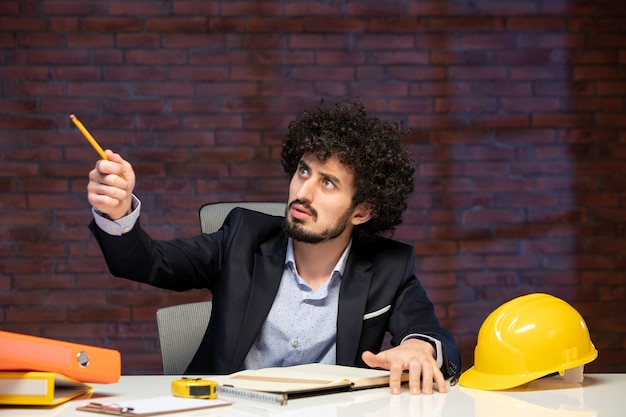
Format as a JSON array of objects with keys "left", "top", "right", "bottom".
[
  {"left": 199, "top": 201, "right": 286, "bottom": 233},
  {"left": 156, "top": 301, "right": 212, "bottom": 375},
  {"left": 157, "top": 201, "right": 286, "bottom": 375}
]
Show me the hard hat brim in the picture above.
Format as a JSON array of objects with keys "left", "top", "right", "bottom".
[
  {"left": 459, "top": 347, "right": 598, "bottom": 391},
  {"left": 459, "top": 366, "right": 550, "bottom": 391}
]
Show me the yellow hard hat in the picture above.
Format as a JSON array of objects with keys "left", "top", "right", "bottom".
[{"left": 459, "top": 293, "right": 598, "bottom": 390}]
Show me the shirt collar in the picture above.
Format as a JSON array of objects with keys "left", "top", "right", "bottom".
[{"left": 285, "top": 237, "right": 352, "bottom": 288}]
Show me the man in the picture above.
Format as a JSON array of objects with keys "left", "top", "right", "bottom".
[{"left": 87, "top": 99, "right": 461, "bottom": 395}]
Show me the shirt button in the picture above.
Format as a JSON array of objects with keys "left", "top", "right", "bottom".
[{"left": 292, "top": 340, "right": 299, "bottom": 348}]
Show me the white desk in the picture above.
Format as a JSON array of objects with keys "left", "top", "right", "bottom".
[{"left": 1, "top": 374, "right": 623, "bottom": 417}]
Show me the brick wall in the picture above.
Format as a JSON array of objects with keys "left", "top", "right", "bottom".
[{"left": 1, "top": 0, "right": 624, "bottom": 375}]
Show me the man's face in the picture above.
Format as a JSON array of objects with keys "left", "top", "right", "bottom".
[{"left": 284, "top": 153, "right": 365, "bottom": 244}]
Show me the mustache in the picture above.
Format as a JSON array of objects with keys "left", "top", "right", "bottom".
[{"left": 289, "top": 199, "right": 317, "bottom": 219}]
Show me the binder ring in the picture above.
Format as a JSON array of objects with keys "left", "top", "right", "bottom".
[{"left": 77, "top": 351, "right": 90, "bottom": 367}]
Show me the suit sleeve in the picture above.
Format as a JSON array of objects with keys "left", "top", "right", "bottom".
[
  {"left": 88, "top": 217, "right": 224, "bottom": 292},
  {"left": 387, "top": 249, "right": 461, "bottom": 379}
]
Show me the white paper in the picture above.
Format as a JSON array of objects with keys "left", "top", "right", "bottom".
[{"left": 100, "top": 395, "right": 229, "bottom": 414}]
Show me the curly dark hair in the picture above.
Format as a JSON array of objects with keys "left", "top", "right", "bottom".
[{"left": 281, "top": 99, "right": 415, "bottom": 238}]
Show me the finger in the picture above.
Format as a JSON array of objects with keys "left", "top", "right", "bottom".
[
  {"left": 389, "top": 361, "right": 405, "bottom": 395},
  {"left": 87, "top": 180, "right": 124, "bottom": 207},
  {"left": 89, "top": 179, "right": 129, "bottom": 200},
  {"left": 89, "top": 167, "right": 127, "bottom": 194},
  {"left": 105, "top": 150, "right": 130, "bottom": 172},
  {"left": 434, "top": 367, "right": 447, "bottom": 394},
  {"left": 408, "top": 359, "right": 422, "bottom": 395},
  {"left": 94, "top": 159, "right": 122, "bottom": 177},
  {"left": 420, "top": 360, "right": 434, "bottom": 395},
  {"left": 88, "top": 192, "right": 123, "bottom": 210},
  {"left": 106, "top": 150, "right": 136, "bottom": 186},
  {"left": 361, "top": 351, "right": 387, "bottom": 369}
]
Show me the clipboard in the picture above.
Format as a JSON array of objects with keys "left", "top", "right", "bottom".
[{"left": 76, "top": 396, "right": 231, "bottom": 416}]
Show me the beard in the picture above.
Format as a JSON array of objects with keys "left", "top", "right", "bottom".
[{"left": 283, "top": 200, "right": 354, "bottom": 244}]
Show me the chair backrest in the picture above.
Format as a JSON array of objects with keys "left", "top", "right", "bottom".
[
  {"left": 157, "top": 202, "right": 286, "bottom": 375},
  {"left": 199, "top": 201, "right": 286, "bottom": 233},
  {"left": 156, "top": 301, "right": 212, "bottom": 375}
]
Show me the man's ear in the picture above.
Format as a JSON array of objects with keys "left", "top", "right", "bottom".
[{"left": 351, "top": 203, "right": 373, "bottom": 226}]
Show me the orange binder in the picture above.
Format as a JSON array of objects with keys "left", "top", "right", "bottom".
[{"left": 0, "top": 330, "right": 120, "bottom": 384}]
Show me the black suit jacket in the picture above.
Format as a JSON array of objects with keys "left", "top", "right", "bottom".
[{"left": 89, "top": 208, "right": 461, "bottom": 378}]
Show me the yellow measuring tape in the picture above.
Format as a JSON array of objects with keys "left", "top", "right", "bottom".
[{"left": 171, "top": 378, "right": 218, "bottom": 399}]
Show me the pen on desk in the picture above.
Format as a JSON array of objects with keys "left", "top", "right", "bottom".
[
  {"left": 216, "top": 384, "right": 288, "bottom": 406},
  {"left": 449, "top": 373, "right": 460, "bottom": 387},
  {"left": 69, "top": 114, "right": 108, "bottom": 160},
  {"left": 84, "top": 402, "right": 134, "bottom": 413}
]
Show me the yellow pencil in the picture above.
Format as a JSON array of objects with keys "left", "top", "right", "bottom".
[{"left": 69, "top": 114, "right": 108, "bottom": 160}]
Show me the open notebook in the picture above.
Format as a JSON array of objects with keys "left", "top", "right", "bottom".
[{"left": 211, "top": 363, "right": 407, "bottom": 398}]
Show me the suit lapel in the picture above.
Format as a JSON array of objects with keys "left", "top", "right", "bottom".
[
  {"left": 229, "top": 233, "right": 375, "bottom": 369},
  {"left": 231, "top": 233, "right": 288, "bottom": 367},
  {"left": 336, "top": 245, "right": 373, "bottom": 366}
]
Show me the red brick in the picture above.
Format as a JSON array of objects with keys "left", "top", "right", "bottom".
[
  {"left": 109, "top": 1, "right": 172, "bottom": 16},
  {"left": 366, "top": 17, "right": 425, "bottom": 32},
  {"left": 289, "top": 34, "right": 350, "bottom": 49},
  {"left": 410, "top": 1, "right": 477, "bottom": 16},
  {"left": 41, "top": 98, "right": 100, "bottom": 114},
  {"left": 221, "top": 1, "right": 281, "bottom": 16},
  {"left": 354, "top": 34, "right": 414, "bottom": 49},
  {"left": 5, "top": 50, "right": 28, "bottom": 64},
  {"left": 569, "top": 97, "right": 622, "bottom": 112},
  {"left": 431, "top": 17, "right": 494, "bottom": 31},
  {"left": 460, "top": 34, "right": 518, "bottom": 50},
  {"left": 520, "top": 33, "right": 585, "bottom": 49},
  {"left": 208, "top": 17, "right": 246, "bottom": 32},
  {"left": 249, "top": 17, "right": 303, "bottom": 33},
  {"left": 29, "top": 49, "right": 90, "bottom": 65},
  {"left": 92, "top": 50, "right": 124, "bottom": 64},
  {"left": 18, "top": 32, "right": 65, "bottom": 47},
  {"left": 527, "top": 208, "right": 587, "bottom": 223},
  {"left": 243, "top": 114, "right": 293, "bottom": 130},
  {"left": 421, "top": 256, "right": 485, "bottom": 272},
  {"left": 67, "top": 82, "right": 132, "bottom": 97},
  {"left": 81, "top": 17, "right": 144, "bottom": 32},
  {"left": 146, "top": 17, "right": 208, "bottom": 32},
  {"left": 103, "top": 66, "right": 167, "bottom": 81},
  {"left": 173, "top": 1, "right": 219, "bottom": 15},
  {"left": 465, "top": 209, "right": 525, "bottom": 224},
  {"left": 0, "top": 17, "right": 47, "bottom": 31},
  {"left": 125, "top": 49, "right": 188, "bottom": 65},
  {"left": 75, "top": 273, "right": 140, "bottom": 291},
  {"left": 50, "top": 66, "right": 102, "bottom": 81},
  {"left": 68, "top": 307, "right": 131, "bottom": 322},
  {"left": 133, "top": 82, "right": 194, "bottom": 97},
  {"left": 0, "top": 66, "right": 49, "bottom": 81},
  {"left": 6, "top": 307, "right": 67, "bottom": 323},
  {"left": 49, "top": 17, "right": 79, "bottom": 31},
  {"left": 43, "top": 0, "right": 105, "bottom": 15},
  {"left": 0, "top": 1, "right": 19, "bottom": 15},
  {"left": 507, "top": 17, "right": 567, "bottom": 31}
]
